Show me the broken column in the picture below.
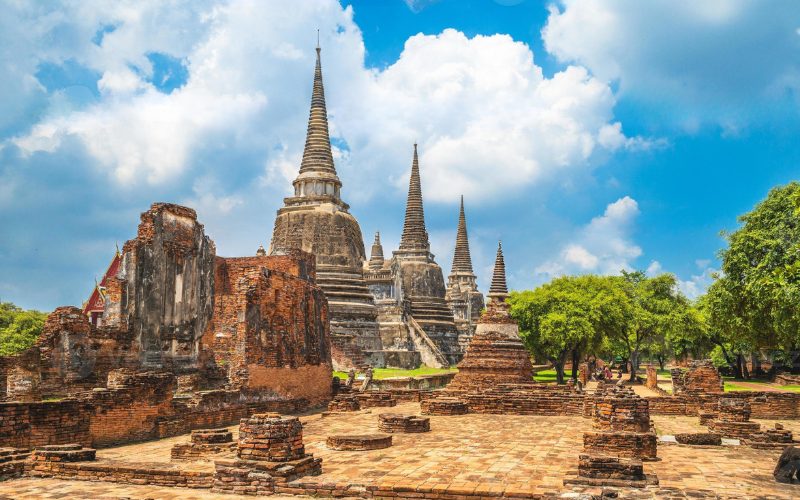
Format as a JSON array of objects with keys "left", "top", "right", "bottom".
[
  {"left": 213, "top": 413, "right": 321, "bottom": 496},
  {"left": 583, "top": 387, "right": 657, "bottom": 460},
  {"left": 645, "top": 365, "right": 658, "bottom": 390}
]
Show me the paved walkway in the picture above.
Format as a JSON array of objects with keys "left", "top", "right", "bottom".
[{"left": 2, "top": 402, "right": 799, "bottom": 499}]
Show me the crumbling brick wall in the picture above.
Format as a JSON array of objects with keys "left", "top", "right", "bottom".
[
  {"left": 671, "top": 360, "right": 723, "bottom": 394},
  {"left": 104, "top": 203, "right": 215, "bottom": 372},
  {"left": 203, "top": 251, "right": 332, "bottom": 405}
]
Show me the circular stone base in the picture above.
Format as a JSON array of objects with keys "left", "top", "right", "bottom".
[
  {"left": 326, "top": 434, "right": 392, "bottom": 451},
  {"left": 378, "top": 413, "right": 431, "bottom": 433}
]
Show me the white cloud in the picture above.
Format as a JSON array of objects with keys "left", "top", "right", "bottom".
[
  {"left": 542, "top": 0, "right": 800, "bottom": 130},
  {"left": 536, "top": 196, "right": 642, "bottom": 277},
  {"left": 677, "top": 266, "right": 717, "bottom": 300},
  {"left": 7, "top": 2, "right": 653, "bottom": 204},
  {"left": 645, "top": 260, "right": 662, "bottom": 276}
]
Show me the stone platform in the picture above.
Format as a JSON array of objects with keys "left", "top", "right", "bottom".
[{"left": 3, "top": 403, "right": 800, "bottom": 499}]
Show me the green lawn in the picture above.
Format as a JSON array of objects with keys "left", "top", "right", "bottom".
[
  {"left": 533, "top": 368, "right": 559, "bottom": 383},
  {"left": 723, "top": 381, "right": 753, "bottom": 392},
  {"left": 779, "top": 385, "right": 800, "bottom": 393},
  {"left": 333, "top": 366, "right": 457, "bottom": 380}
]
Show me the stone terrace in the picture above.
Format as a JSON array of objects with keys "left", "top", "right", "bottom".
[{"left": 3, "top": 401, "right": 799, "bottom": 498}]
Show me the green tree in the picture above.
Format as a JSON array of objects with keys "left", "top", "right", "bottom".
[
  {"left": 509, "top": 275, "right": 628, "bottom": 384},
  {"left": 607, "top": 271, "right": 695, "bottom": 381},
  {"left": 698, "top": 278, "right": 757, "bottom": 378},
  {"left": 715, "top": 182, "right": 800, "bottom": 356},
  {"left": 0, "top": 302, "right": 47, "bottom": 356}
]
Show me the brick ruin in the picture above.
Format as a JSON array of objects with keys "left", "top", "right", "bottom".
[
  {"left": 583, "top": 386, "right": 657, "bottom": 461},
  {"left": 213, "top": 413, "right": 322, "bottom": 496},
  {"left": 0, "top": 202, "right": 332, "bottom": 451},
  {"left": 447, "top": 243, "right": 533, "bottom": 391},
  {"left": 565, "top": 386, "right": 658, "bottom": 488},
  {"left": 706, "top": 397, "right": 763, "bottom": 440},
  {"left": 671, "top": 360, "right": 724, "bottom": 394},
  {"left": 326, "top": 434, "right": 392, "bottom": 451},
  {"left": 377, "top": 413, "right": 430, "bottom": 433},
  {"left": 171, "top": 428, "right": 236, "bottom": 461}
]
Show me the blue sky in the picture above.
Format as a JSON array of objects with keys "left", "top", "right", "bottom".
[{"left": 1, "top": 0, "right": 800, "bottom": 311}]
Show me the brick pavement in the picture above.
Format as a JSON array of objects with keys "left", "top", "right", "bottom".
[{"left": 1, "top": 402, "right": 799, "bottom": 499}]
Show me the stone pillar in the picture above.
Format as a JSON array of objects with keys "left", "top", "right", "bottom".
[
  {"left": 646, "top": 365, "right": 658, "bottom": 389},
  {"left": 6, "top": 365, "right": 41, "bottom": 402}
]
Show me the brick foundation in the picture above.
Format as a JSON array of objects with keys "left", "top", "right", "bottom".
[
  {"left": 326, "top": 434, "right": 392, "bottom": 451},
  {"left": 421, "top": 398, "right": 468, "bottom": 415},
  {"left": 377, "top": 413, "right": 430, "bottom": 433}
]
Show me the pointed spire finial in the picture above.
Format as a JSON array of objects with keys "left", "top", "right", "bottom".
[
  {"left": 399, "top": 143, "right": 430, "bottom": 251},
  {"left": 316, "top": 28, "right": 320, "bottom": 51},
  {"left": 369, "top": 231, "right": 385, "bottom": 270},
  {"left": 296, "top": 43, "right": 338, "bottom": 178},
  {"left": 488, "top": 240, "right": 508, "bottom": 299},
  {"left": 451, "top": 194, "right": 474, "bottom": 274}
]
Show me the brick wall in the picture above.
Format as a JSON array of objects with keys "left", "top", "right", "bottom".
[{"left": 204, "top": 254, "right": 332, "bottom": 406}]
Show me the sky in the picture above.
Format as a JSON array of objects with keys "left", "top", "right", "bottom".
[{"left": 1, "top": 0, "right": 800, "bottom": 311}]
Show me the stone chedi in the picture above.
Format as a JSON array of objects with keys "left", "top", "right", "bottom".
[
  {"left": 449, "top": 242, "right": 533, "bottom": 390},
  {"left": 445, "top": 196, "right": 485, "bottom": 350},
  {"left": 388, "top": 145, "right": 461, "bottom": 365},
  {"left": 268, "top": 46, "right": 382, "bottom": 370}
]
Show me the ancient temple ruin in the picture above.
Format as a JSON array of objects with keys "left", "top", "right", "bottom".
[
  {"left": 267, "top": 46, "right": 383, "bottom": 371},
  {"left": 449, "top": 242, "right": 533, "bottom": 390},
  {"left": 0, "top": 202, "right": 333, "bottom": 449},
  {"left": 365, "top": 145, "right": 461, "bottom": 366},
  {"left": 445, "top": 196, "right": 484, "bottom": 350}
]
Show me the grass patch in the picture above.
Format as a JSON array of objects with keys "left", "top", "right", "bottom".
[
  {"left": 333, "top": 366, "right": 457, "bottom": 380},
  {"left": 724, "top": 381, "right": 753, "bottom": 392},
  {"left": 779, "top": 385, "right": 800, "bottom": 393},
  {"left": 533, "top": 369, "right": 559, "bottom": 383}
]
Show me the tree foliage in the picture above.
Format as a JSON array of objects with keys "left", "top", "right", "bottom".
[
  {"left": 0, "top": 302, "right": 47, "bottom": 356},
  {"left": 714, "top": 182, "right": 800, "bottom": 352},
  {"left": 510, "top": 272, "right": 697, "bottom": 383},
  {"left": 509, "top": 275, "right": 629, "bottom": 384}
]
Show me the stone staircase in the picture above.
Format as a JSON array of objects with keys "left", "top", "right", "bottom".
[
  {"left": 0, "top": 447, "right": 30, "bottom": 481},
  {"left": 407, "top": 316, "right": 449, "bottom": 369},
  {"left": 315, "top": 268, "right": 377, "bottom": 304},
  {"left": 409, "top": 297, "right": 457, "bottom": 323}
]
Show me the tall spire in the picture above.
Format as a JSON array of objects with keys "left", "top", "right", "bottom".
[
  {"left": 451, "top": 195, "right": 474, "bottom": 274},
  {"left": 298, "top": 45, "right": 337, "bottom": 177},
  {"left": 399, "top": 143, "right": 430, "bottom": 251},
  {"left": 369, "top": 232, "right": 384, "bottom": 270},
  {"left": 488, "top": 241, "right": 508, "bottom": 299}
]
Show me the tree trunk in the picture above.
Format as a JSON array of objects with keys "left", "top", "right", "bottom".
[
  {"left": 554, "top": 362, "right": 566, "bottom": 385},
  {"left": 571, "top": 348, "right": 580, "bottom": 381},
  {"left": 657, "top": 355, "right": 665, "bottom": 371},
  {"left": 629, "top": 350, "right": 639, "bottom": 382}
]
